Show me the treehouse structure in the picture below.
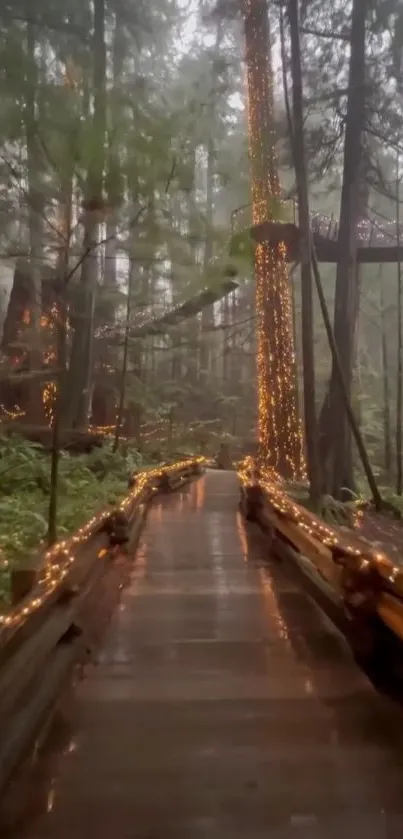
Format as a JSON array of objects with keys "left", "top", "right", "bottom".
[
  {"left": 0, "top": 260, "right": 59, "bottom": 423},
  {"left": 0, "top": 258, "right": 238, "bottom": 438},
  {"left": 249, "top": 212, "right": 403, "bottom": 264}
]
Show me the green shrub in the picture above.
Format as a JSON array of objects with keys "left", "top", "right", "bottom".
[{"left": 0, "top": 436, "right": 144, "bottom": 568}]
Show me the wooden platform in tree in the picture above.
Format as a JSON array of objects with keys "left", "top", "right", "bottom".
[{"left": 250, "top": 216, "right": 403, "bottom": 264}]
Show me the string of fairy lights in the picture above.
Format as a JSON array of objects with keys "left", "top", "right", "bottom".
[
  {"left": 239, "top": 456, "right": 403, "bottom": 600},
  {"left": 233, "top": 204, "right": 403, "bottom": 248},
  {"left": 0, "top": 458, "right": 204, "bottom": 634},
  {"left": 311, "top": 213, "right": 403, "bottom": 247},
  {"left": 0, "top": 407, "right": 202, "bottom": 446},
  {"left": 0, "top": 295, "right": 205, "bottom": 428},
  {"left": 0, "top": 304, "right": 60, "bottom": 425},
  {"left": 243, "top": 0, "right": 305, "bottom": 481}
]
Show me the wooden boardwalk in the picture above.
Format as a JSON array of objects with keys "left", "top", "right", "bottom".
[{"left": 3, "top": 470, "right": 403, "bottom": 838}]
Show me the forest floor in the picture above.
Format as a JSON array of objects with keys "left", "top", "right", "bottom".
[{"left": 356, "top": 512, "right": 403, "bottom": 567}]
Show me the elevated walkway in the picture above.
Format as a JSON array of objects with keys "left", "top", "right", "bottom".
[
  {"left": 250, "top": 220, "right": 403, "bottom": 264},
  {"left": 3, "top": 471, "right": 403, "bottom": 838},
  {"left": 231, "top": 202, "right": 403, "bottom": 264}
]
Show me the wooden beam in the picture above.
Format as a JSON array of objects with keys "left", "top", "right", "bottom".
[{"left": 250, "top": 221, "right": 403, "bottom": 265}]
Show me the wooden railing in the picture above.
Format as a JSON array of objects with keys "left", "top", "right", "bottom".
[
  {"left": 238, "top": 459, "right": 403, "bottom": 671},
  {"left": 0, "top": 457, "right": 204, "bottom": 795},
  {"left": 231, "top": 201, "right": 403, "bottom": 248},
  {"left": 310, "top": 214, "right": 403, "bottom": 247}
]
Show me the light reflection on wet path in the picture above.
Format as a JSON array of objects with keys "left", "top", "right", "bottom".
[{"left": 3, "top": 470, "right": 403, "bottom": 838}]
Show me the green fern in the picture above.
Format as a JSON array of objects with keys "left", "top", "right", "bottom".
[
  {"left": 0, "top": 437, "right": 145, "bottom": 577},
  {"left": 321, "top": 495, "right": 356, "bottom": 527}
]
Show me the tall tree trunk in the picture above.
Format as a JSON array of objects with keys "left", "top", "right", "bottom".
[
  {"left": 200, "top": 23, "right": 222, "bottom": 378},
  {"left": 47, "top": 188, "right": 73, "bottom": 544},
  {"left": 311, "top": 245, "right": 382, "bottom": 508},
  {"left": 91, "top": 12, "right": 125, "bottom": 433},
  {"left": 104, "top": 12, "right": 125, "bottom": 295},
  {"left": 64, "top": 0, "right": 106, "bottom": 429},
  {"left": 222, "top": 294, "right": 230, "bottom": 383},
  {"left": 113, "top": 260, "right": 135, "bottom": 453},
  {"left": 179, "top": 157, "right": 199, "bottom": 384},
  {"left": 379, "top": 266, "right": 392, "bottom": 478},
  {"left": 323, "top": 0, "right": 369, "bottom": 497},
  {"left": 126, "top": 263, "right": 149, "bottom": 445},
  {"left": 200, "top": 137, "right": 215, "bottom": 377},
  {"left": 24, "top": 20, "right": 45, "bottom": 424},
  {"left": 242, "top": 0, "right": 304, "bottom": 478},
  {"left": 396, "top": 156, "right": 403, "bottom": 494},
  {"left": 287, "top": 0, "right": 320, "bottom": 502}
]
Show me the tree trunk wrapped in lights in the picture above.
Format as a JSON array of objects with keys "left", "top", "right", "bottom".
[
  {"left": 242, "top": 0, "right": 305, "bottom": 479},
  {"left": 0, "top": 261, "right": 58, "bottom": 423}
]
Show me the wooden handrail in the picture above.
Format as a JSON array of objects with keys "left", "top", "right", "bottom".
[{"left": 238, "top": 465, "right": 403, "bottom": 650}]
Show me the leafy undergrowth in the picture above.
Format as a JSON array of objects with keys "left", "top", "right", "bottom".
[
  {"left": 286, "top": 482, "right": 361, "bottom": 527},
  {"left": 0, "top": 436, "right": 147, "bottom": 600},
  {"left": 287, "top": 481, "right": 403, "bottom": 566}
]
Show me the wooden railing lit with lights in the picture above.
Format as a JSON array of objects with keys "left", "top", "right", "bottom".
[
  {"left": 0, "top": 457, "right": 205, "bottom": 795},
  {"left": 238, "top": 458, "right": 403, "bottom": 667}
]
